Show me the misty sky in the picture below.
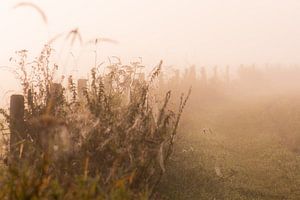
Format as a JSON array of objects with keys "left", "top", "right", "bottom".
[{"left": 1, "top": 0, "right": 300, "bottom": 102}]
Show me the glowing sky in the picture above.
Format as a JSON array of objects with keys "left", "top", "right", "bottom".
[{"left": 1, "top": 0, "right": 300, "bottom": 101}]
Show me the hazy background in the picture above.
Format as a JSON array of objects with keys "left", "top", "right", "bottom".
[{"left": 1, "top": 0, "right": 300, "bottom": 104}]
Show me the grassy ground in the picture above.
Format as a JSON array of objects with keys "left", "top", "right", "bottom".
[{"left": 159, "top": 92, "right": 300, "bottom": 199}]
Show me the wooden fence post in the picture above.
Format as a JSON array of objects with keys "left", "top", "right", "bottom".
[
  {"left": 50, "top": 83, "right": 63, "bottom": 97},
  {"left": 10, "top": 94, "right": 25, "bottom": 159},
  {"left": 48, "top": 83, "right": 63, "bottom": 114},
  {"left": 225, "top": 65, "right": 230, "bottom": 84},
  {"left": 78, "top": 79, "right": 87, "bottom": 101}
]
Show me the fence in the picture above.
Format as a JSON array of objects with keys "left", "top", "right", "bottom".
[{"left": 9, "top": 79, "right": 87, "bottom": 159}]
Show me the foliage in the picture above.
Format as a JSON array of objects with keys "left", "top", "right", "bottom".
[{"left": 0, "top": 45, "right": 190, "bottom": 199}]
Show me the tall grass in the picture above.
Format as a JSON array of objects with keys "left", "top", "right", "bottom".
[{"left": 0, "top": 45, "right": 190, "bottom": 199}]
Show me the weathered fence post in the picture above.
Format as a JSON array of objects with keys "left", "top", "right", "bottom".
[
  {"left": 48, "top": 83, "right": 63, "bottom": 114},
  {"left": 10, "top": 94, "right": 25, "bottom": 159},
  {"left": 200, "top": 67, "right": 207, "bottom": 86},
  {"left": 225, "top": 65, "right": 230, "bottom": 84},
  {"left": 78, "top": 79, "right": 87, "bottom": 101},
  {"left": 50, "top": 83, "right": 63, "bottom": 98}
]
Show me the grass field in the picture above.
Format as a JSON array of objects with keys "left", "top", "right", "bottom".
[{"left": 159, "top": 71, "right": 300, "bottom": 199}]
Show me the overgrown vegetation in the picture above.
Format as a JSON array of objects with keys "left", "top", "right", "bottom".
[
  {"left": 3, "top": 1, "right": 300, "bottom": 199},
  {"left": 0, "top": 45, "right": 190, "bottom": 199},
  {"left": 2, "top": 44, "right": 300, "bottom": 200}
]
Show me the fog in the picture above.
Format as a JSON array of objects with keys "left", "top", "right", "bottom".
[
  {"left": 2, "top": 1, "right": 300, "bottom": 199},
  {"left": 1, "top": 0, "right": 300, "bottom": 67}
]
